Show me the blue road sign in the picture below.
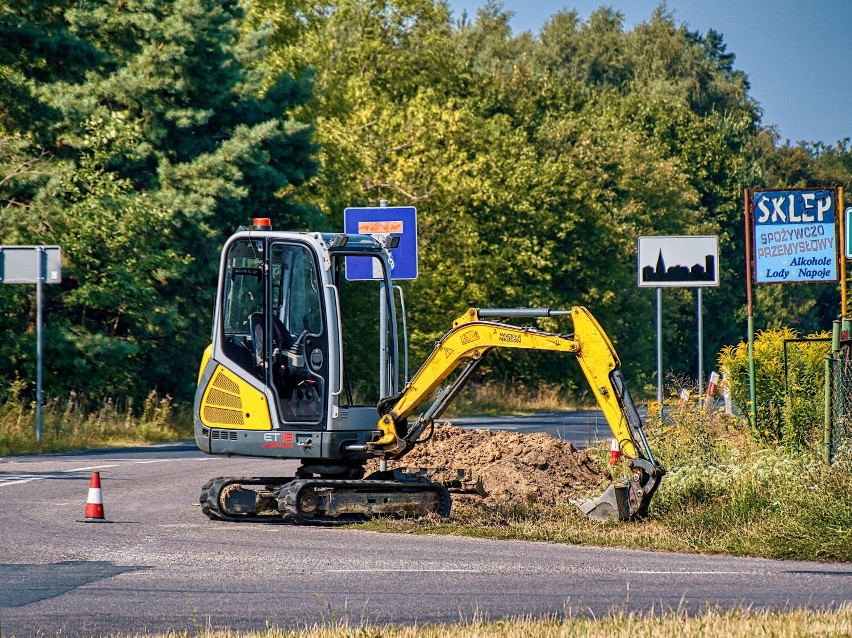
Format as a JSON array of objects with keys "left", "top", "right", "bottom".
[
  {"left": 752, "top": 189, "right": 838, "bottom": 284},
  {"left": 344, "top": 206, "right": 418, "bottom": 280}
]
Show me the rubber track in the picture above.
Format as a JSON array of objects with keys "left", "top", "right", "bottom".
[
  {"left": 199, "top": 475, "right": 451, "bottom": 525},
  {"left": 199, "top": 476, "right": 293, "bottom": 523},
  {"left": 278, "top": 477, "right": 452, "bottom": 525}
]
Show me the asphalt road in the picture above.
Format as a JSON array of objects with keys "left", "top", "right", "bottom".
[{"left": 1, "top": 439, "right": 850, "bottom": 637}]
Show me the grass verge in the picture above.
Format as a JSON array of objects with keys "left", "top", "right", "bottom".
[
  {"left": 93, "top": 606, "right": 852, "bottom": 637},
  {"left": 0, "top": 386, "right": 192, "bottom": 455},
  {"left": 359, "top": 400, "right": 852, "bottom": 563}
]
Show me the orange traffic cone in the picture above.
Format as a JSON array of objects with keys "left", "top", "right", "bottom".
[
  {"left": 80, "top": 472, "right": 111, "bottom": 523},
  {"left": 608, "top": 438, "right": 622, "bottom": 466}
]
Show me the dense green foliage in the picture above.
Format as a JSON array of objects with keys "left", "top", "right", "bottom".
[
  {"left": 1, "top": 0, "right": 318, "bottom": 404},
  {"left": 2, "top": 0, "right": 851, "bottom": 408},
  {"left": 252, "top": 0, "right": 852, "bottom": 399},
  {"left": 719, "top": 328, "right": 830, "bottom": 448}
]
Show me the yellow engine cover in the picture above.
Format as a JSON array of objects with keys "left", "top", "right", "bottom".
[{"left": 199, "top": 364, "right": 272, "bottom": 431}]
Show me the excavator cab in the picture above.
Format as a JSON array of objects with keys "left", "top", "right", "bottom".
[
  {"left": 214, "top": 236, "right": 324, "bottom": 426},
  {"left": 194, "top": 224, "right": 403, "bottom": 470}
]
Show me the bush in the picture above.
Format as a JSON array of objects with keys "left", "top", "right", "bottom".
[
  {"left": 718, "top": 328, "right": 829, "bottom": 449},
  {"left": 647, "top": 402, "right": 852, "bottom": 561},
  {"left": 646, "top": 393, "right": 748, "bottom": 467}
]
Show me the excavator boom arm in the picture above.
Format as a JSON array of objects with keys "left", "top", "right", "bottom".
[
  {"left": 374, "top": 307, "right": 649, "bottom": 463},
  {"left": 370, "top": 306, "right": 665, "bottom": 521}
]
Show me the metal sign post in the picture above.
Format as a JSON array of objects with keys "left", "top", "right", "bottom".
[
  {"left": 36, "top": 247, "right": 44, "bottom": 442},
  {"left": 697, "top": 287, "right": 703, "bottom": 397},
  {"left": 0, "top": 245, "right": 62, "bottom": 442},
  {"left": 657, "top": 288, "right": 663, "bottom": 403},
  {"left": 841, "top": 191, "right": 848, "bottom": 317},
  {"left": 638, "top": 236, "right": 720, "bottom": 403}
]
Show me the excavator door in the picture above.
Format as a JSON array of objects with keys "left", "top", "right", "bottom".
[
  {"left": 195, "top": 232, "right": 334, "bottom": 458},
  {"left": 225, "top": 238, "right": 327, "bottom": 425}
]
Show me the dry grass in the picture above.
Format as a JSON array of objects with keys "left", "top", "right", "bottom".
[
  {"left": 443, "top": 380, "right": 574, "bottom": 416},
  {"left": 141, "top": 606, "right": 852, "bottom": 638},
  {"left": 0, "top": 385, "right": 191, "bottom": 455}
]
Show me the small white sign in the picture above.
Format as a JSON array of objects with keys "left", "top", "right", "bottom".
[
  {"left": 0, "top": 246, "right": 62, "bottom": 284},
  {"left": 637, "top": 236, "right": 719, "bottom": 287}
]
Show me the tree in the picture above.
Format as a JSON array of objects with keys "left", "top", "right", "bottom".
[
  {"left": 248, "top": 0, "right": 773, "bottom": 397},
  {"left": 0, "top": 0, "right": 319, "bottom": 402}
]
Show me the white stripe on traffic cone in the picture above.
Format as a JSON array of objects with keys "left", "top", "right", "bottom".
[{"left": 609, "top": 438, "right": 621, "bottom": 466}]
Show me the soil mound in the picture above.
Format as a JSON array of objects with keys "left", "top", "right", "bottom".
[{"left": 373, "top": 422, "right": 607, "bottom": 506}]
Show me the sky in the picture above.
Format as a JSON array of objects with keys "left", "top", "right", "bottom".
[{"left": 445, "top": 0, "right": 851, "bottom": 147}]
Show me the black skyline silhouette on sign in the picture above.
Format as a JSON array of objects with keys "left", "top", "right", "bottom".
[{"left": 642, "top": 250, "right": 716, "bottom": 283}]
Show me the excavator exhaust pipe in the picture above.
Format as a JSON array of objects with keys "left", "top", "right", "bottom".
[{"left": 572, "top": 459, "right": 665, "bottom": 522}]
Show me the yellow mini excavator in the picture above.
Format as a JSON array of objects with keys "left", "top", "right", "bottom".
[{"left": 194, "top": 219, "right": 665, "bottom": 524}]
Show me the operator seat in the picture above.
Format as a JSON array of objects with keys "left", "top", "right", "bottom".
[
  {"left": 248, "top": 312, "right": 293, "bottom": 370},
  {"left": 248, "top": 312, "right": 320, "bottom": 421}
]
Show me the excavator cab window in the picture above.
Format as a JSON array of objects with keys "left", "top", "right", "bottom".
[
  {"left": 220, "top": 240, "right": 264, "bottom": 375},
  {"left": 334, "top": 253, "right": 397, "bottom": 406},
  {"left": 219, "top": 239, "right": 327, "bottom": 427}
]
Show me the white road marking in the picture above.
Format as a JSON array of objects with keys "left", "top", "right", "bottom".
[
  {"left": 326, "top": 568, "right": 766, "bottom": 576},
  {"left": 0, "top": 456, "right": 219, "bottom": 487},
  {"left": 63, "top": 457, "right": 217, "bottom": 463},
  {"left": 625, "top": 569, "right": 769, "bottom": 576},
  {"left": 0, "top": 465, "right": 120, "bottom": 487},
  {"left": 326, "top": 568, "right": 474, "bottom": 573},
  {"left": 60, "top": 464, "right": 120, "bottom": 473},
  {"left": 0, "top": 478, "right": 48, "bottom": 486}
]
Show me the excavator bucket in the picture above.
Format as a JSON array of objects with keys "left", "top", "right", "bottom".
[
  {"left": 572, "top": 460, "right": 665, "bottom": 522},
  {"left": 572, "top": 482, "right": 630, "bottom": 522}
]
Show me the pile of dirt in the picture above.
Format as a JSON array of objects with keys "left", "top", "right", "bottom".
[{"left": 371, "top": 422, "right": 607, "bottom": 507}]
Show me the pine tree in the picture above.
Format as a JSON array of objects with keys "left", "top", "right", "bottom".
[{"left": 0, "top": 0, "right": 319, "bottom": 402}]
